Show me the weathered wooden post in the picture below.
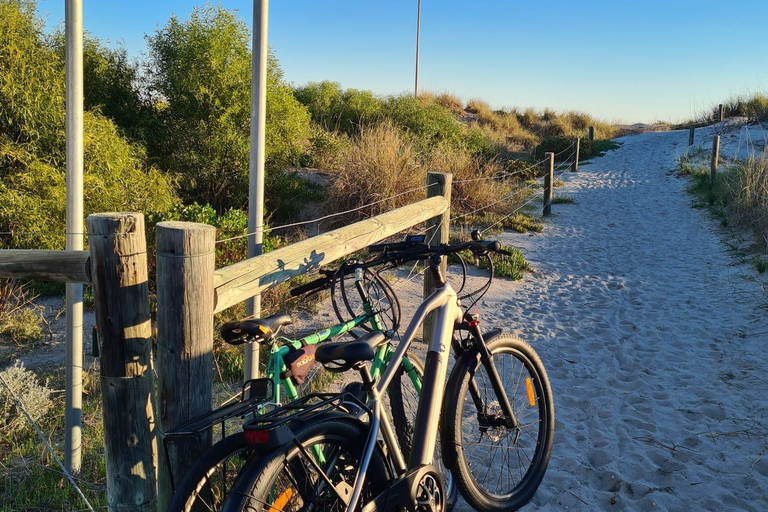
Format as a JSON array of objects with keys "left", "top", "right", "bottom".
[
  {"left": 710, "top": 135, "right": 721, "bottom": 184},
  {"left": 718, "top": 103, "right": 725, "bottom": 122},
  {"left": 423, "top": 172, "right": 452, "bottom": 344},
  {"left": 543, "top": 152, "right": 554, "bottom": 216},
  {"left": 572, "top": 137, "right": 580, "bottom": 172},
  {"left": 588, "top": 126, "right": 594, "bottom": 141},
  {"left": 87, "top": 213, "right": 157, "bottom": 512},
  {"left": 689, "top": 127, "right": 695, "bottom": 146},
  {"left": 156, "top": 221, "right": 217, "bottom": 512}
]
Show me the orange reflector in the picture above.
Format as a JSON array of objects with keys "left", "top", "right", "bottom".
[
  {"left": 268, "top": 488, "right": 293, "bottom": 512},
  {"left": 525, "top": 378, "right": 536, "bottom": 407}
]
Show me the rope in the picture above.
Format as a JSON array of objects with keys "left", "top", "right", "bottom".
[
  {"left": 215, "top": 182, "right": 438, "bottom": 244},
  {"left": 0, "top": 371, "right": 96, "bottom": 512},
  {"left": 480, "top": 191, "right": 544, "bottom": 236},
  {"left": 453, "top": 180, "right": 541, "bottom": 223}
]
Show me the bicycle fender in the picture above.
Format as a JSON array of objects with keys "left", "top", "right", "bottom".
[{"left": 440, "top": 345, "right": 483, "bottom": 471}]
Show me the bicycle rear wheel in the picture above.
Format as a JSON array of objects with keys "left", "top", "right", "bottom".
[
  {"left": 331, "top": 265, "right": 400, "bottom": 336},
  {"left": 166, "top": 432, "right": 252, "bottom": 512},
  {"left": 442, "top": 333, "right": 554, "bottom": 512},
  {"left": 222, "top": 418, "right": 390, "bottom": 512}
]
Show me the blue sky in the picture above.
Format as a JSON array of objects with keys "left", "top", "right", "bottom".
[{"left": 37, "top": 0, "right": 768, "bottom": 124}]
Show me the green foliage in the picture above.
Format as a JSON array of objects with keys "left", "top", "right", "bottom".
[
  {"left": 553, "top": 195, "right": 575, "bottom": 204},
  {"left": 533, "top": 136, "right": 619, "bottom": 162},
  {"left": 50, "top": 33, "right": 150, "bottom": 142},
  {"left": 294, "top": 81, "right": 383, "bottom": 134},
  {"left": 0, "top": 0, "right": 178, "bottom": 249},
  {"left": 384, "top": 94, "right": 463, "bottom": 145},
  {"left": 266, "top": 170, "right": 324, "bottom": 223},
  {"left": 303, "top": 124, "right": 350, "bottom": 170},
  {"left": 476, "top": 245, "right": 530, "bottom": 281},
  {"left": 146, "top": 4, "right": 311, "bottom": 211}
]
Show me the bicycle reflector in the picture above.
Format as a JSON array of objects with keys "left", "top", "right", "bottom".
[
  {"left": 525, "top": 378, "right": 536, "bottom": 407},
  {"left": 244, "top": 429, "right": 270, "bottom": 444}
]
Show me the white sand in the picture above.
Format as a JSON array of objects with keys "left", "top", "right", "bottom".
[{"left": 446, "top": 125, "right": 768, "bottom": 511}]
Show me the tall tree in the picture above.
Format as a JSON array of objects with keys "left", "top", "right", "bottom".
[{"left": 146, "top": 4, "right": 310, "bottom": 211}]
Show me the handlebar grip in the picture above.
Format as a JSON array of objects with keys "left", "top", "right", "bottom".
[{"left": 290, "top": 274, "right": 333, "bottom": 297}]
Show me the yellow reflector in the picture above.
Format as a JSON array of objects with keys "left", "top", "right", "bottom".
[
  {"left": 525, "top": 378, "right": 536, "bottom": 407},
  {"left": 268, "top": 488, "right": 293, "bottom": 512}
]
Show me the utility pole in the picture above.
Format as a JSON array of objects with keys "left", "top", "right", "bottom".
[
  {"left": 64, "top": 0, "right": 84, "bottom": 474},
  {"left": 414, "top": 0, "right": 421, "bottom": 96},
  {"left": 245, "top": 0, "right": 269, "bottom": 380}
]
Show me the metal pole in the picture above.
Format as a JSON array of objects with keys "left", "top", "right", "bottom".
[
  {"left": 245, "top": 0, "right": 269, "bottom": 381},
  {"left": 414, "top": 0, "right": 421, "bottom": 96},
  {"left": 64, "top": 0, "right": 84, "bottom": 474}
]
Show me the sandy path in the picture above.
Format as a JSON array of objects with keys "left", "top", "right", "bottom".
[{"left": 459, "top": 128, "right": 768, "bottom": 511}]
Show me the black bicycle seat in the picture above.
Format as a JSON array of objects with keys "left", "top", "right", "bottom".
[
  {"left": 315, "top": 331, "right": 388, "bottom": 372},
  {"left": 220, "top": 313, "right": 294, "bottom": 345}
]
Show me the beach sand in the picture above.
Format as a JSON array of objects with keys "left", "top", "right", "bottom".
[{"left": 444, "top": 124, "right": 768, "bottom": 511}]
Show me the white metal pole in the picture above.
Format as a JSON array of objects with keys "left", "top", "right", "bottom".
[
  {"left": 64, "top": 0, "right": 84, "bottom": 473},
  {"left": 414, "top": 0, "right": 421, "bottom": 96},
  {"left": 245, "top": 0, "right": 268, "bottom": 381}
]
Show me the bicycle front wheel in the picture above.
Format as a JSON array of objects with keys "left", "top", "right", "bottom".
[
  {"left": 222, "top": 418, "right": 390, "bottom": 512},
  {"left": 442, "top": 333, "right": 554, "bottom": 512}
]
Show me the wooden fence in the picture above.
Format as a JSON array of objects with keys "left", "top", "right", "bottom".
[{"left": 0, "top": 172, "right": 450, "bottom": 511}]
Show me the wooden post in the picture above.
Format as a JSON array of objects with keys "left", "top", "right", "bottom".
[
  {"left": 588, "top": 126, "right": 594, "bottom": 141},
  {"left": 156, "top": 222, "right": 216, "bottom": 512},
  {"left": 543, "top": 152, "right": 554, "bottom": 217},
  {"left": 572, "top": 137, "right": 580, "bottom": 172},
  {"left": 423, "top": 172, "right": 452, "bottom": 344},
  {"left": 718, "top": 103, "right": 725, "bottom": 122},
  {"left": 87, "top": 213, "right": 156, "bottom": 512},
  {"left": 710, "top": 135, "right": 720, "bottom": 184},
  {"left": 688, "top": 127, "right": 695, "bottom": 146}
]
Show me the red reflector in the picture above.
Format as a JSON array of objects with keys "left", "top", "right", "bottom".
[
  {"left": 468, "top": 320, "right": 479, "bottom": 327},
  {"left": 244, "top": 429, "right": 270, "bottom": 444}
]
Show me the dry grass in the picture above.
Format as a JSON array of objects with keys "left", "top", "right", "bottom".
[
  {"left": 324, "top": 121, "right": 426, "bottom": 223},
  {"left": 729, "top": 155, "right": 768, "bottom": 250}
]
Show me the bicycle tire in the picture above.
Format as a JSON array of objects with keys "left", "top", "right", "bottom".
[
  {"left": 331, "top": 265, "right": 400, "bottom": 337},
  {"left": 166, "top": 431, "right": 253, "bottom": 512},
  {"left": 222, "top": 418, "right": 390, "bottom": 512},
  {"left": 389, "top": 351, "right": 458, "bottom": 509},
  {"left": 441, "top": 333, "right": 554, "bottom": 512}
]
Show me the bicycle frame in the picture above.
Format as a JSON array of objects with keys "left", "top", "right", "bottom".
[
  {"left": 345, "top": 283, "right": 462, "bottom": 510},
  {"left": 347, "top": 281, "right": 522, "bottom": 511}
]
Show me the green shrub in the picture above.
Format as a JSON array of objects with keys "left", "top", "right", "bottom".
[
  {"left": 303, "top": 124, "right": 350, "bottom": 171},
  {"left": 294, "top": 81, "right": 383, "bottom": 134},
  {"left": 0, "top": 1, "right": 178, "bottom": 249},
  {"left": 384, "top": 95, "right": 463, "bottom": 145},
  {"left": 146, "top": 4, "right": 311, "bottom": 211}
]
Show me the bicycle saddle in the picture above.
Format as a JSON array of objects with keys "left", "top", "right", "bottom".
[
  {"left": 220, "top": 313, "right": 294, "bottom": 345},
  {"left": 315, "top": 331, "right": 388, "bottom": 372}
]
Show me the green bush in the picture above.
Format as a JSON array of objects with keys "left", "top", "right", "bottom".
[
  {"left": 146, "top": 4, "right": 311, "bottom": 211},
  {"left": 294, "top": 81, "right": 383, "bottom": 134},
  {"left": 384, "top": 95, "right": 463, "bottom": 145},
  {"left": 0, "top": 1, "right": 178, "bottom": 249}
]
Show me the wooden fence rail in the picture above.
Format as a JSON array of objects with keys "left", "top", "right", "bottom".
[
  {"left": 212, "top": 193, "right": 449, "bottom": 314},
  {"left": 0, "top": 250, "right": 90, "bottom": 283}
]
